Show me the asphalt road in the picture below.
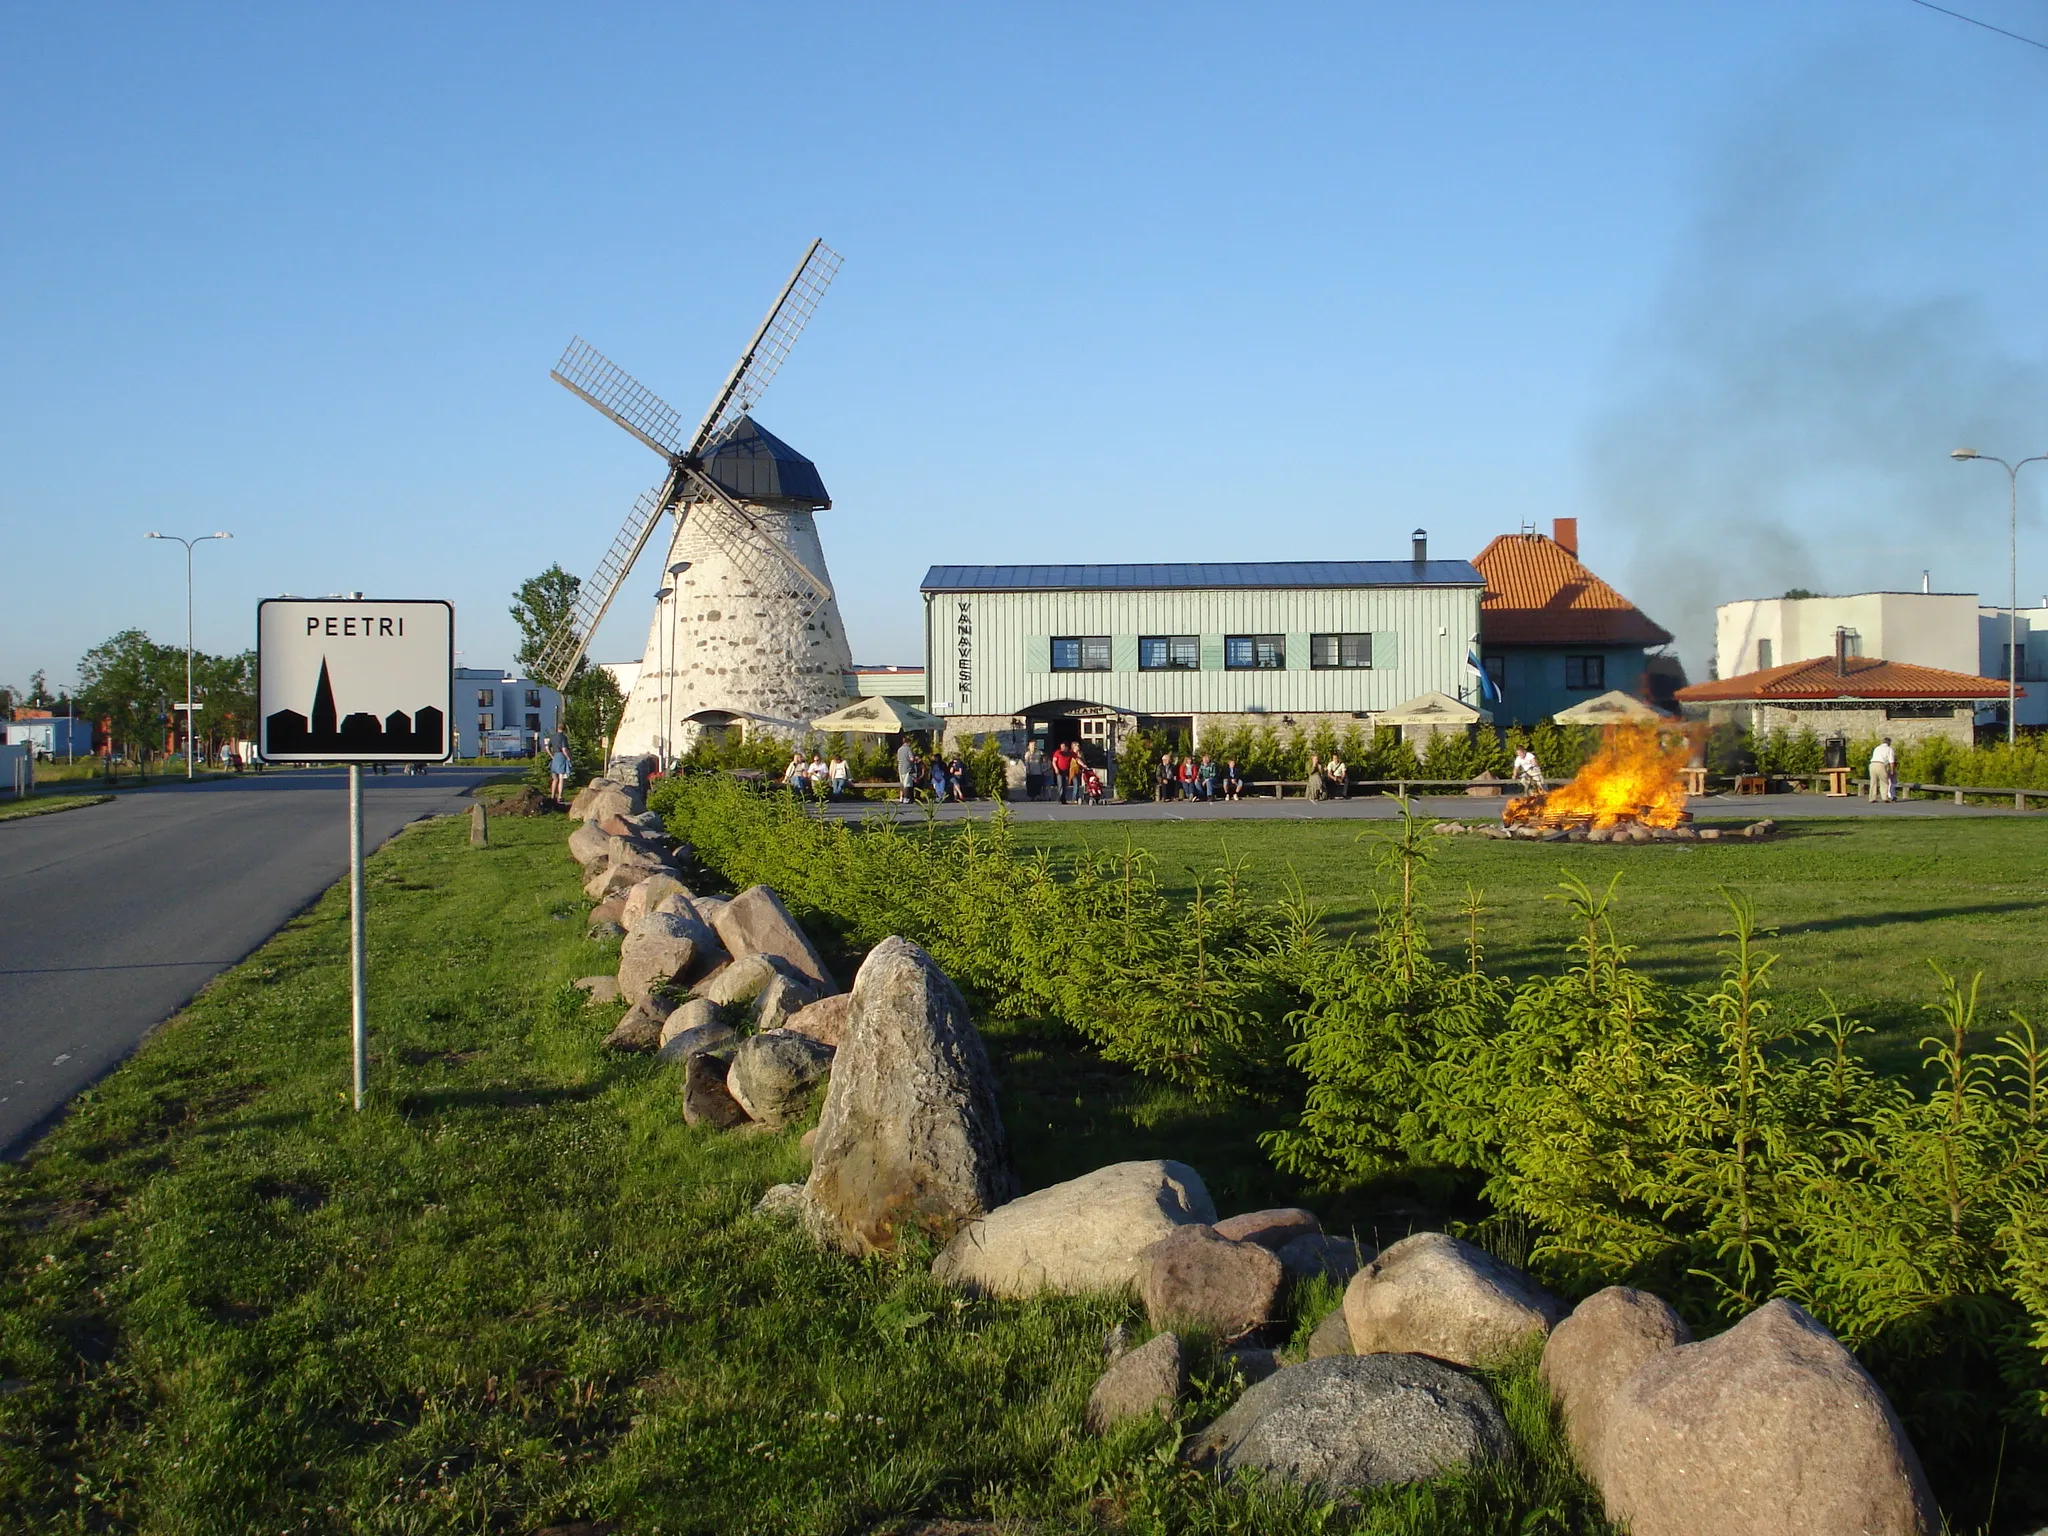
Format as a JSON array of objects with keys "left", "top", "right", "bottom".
[{"left": 0, "top": 768, "right": 498, "bottom": 1156}]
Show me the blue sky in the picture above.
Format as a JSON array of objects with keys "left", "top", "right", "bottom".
[{"left": 5, "top": 2, "right": 2047, "bottom": 688}]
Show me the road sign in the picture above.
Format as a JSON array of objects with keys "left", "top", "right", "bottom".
[
  {"left": 256, "top": 597, "right": 454, "bottom": 1112},
  {"left": 256, "top": 598, "right": 453, "bottom": 764}
]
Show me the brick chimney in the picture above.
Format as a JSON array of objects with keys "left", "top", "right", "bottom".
[
  {"left": 1552, "top": 517, "right": 1578, "bottom": 557},
  {"left": 1835, "top": 626, "right": 1850, "bottom": 677}
]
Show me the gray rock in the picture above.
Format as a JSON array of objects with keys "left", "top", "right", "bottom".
[
  {"left": 618, "top": 929, "right": 698, "bottom": 1009},
  {"left": 585, "top": 855, "right": 672, "bottom": 903},
  {"left": 785, "top": 991, "right": 852, "bottom": 1047},
  {"left": 576, "top": 783, "right": 638, "bottom": 825},
  {"left": 655, "top": 1016, "right": 738, "bottom": 1067},
  {"left": 691, "top": 893, "right": 730, "bottom": 927},
  {"left": 1540, "top": 1286, "right": 1691, "bottom": 1480},
  {"left": 657, "top": 996, "right": 721, "bottom": 1045},
  {"left": 619, "top": 874, "right": 689, "bottom": 933},
  {"left": 681, "top": 1050, "right": 750, "bottom": 1128},
  {"left": 1599, "top": 1299, "right": 1937, "bottom": 1536},
  {"left": 711, "top": 884, "right": 837, "bottom": 992},
  {"left": 726, "top": 1028, "right": 835, "bottom": 1127},
  {"left": 805, "top": 937, "right": 1021, "bottom": 1256},
  {"left": 932, "top": 1159, "right": 1213, "bottom": 1299},
  {"left": 586, "top": 898, "right": 625, "bottom": 932},
  {"left": 693, "top": 952, "right": 786, "bottom": 1008},
  {"left": 754, "top": 1181, "right": 810, "bottom": 1219},
  {"left": 753, "top": 969, "right": 822, "bottom": 1033},
  {"left": 567, "top": 778, "right": 614, "bottom": 821},
  {"left": 603, "top": 1002, "right": 665, "bottom": 1053},
  {"left": 567, "top": 820, "right": 611, "bottom": 867},
  {"left": 1278, "top": 1233, "right": 1370, "bottom": 1284},
  {"left": 1226, "top": 1347, "right": 1284, "bottom": 1384},
  {"left": 1188, "top": 1354, "right": 1513, "bottom": 1492},
  {"left": 1102, "top": 1323, "right": 1134, "bottom": 1364},
  {"left": 1086, "top": 1332, "right": 1183, "bottom": 1433},
  {"left": 586, "top": 919, "right": 625, "bottom": 941},
  {"left": 1343, "top": 1231, "right": 1568, "bottom": 1366},
  {"left": 1137, "top": 1224, "right": 1284, "bottom": 1338},
  {"left": 574, "top": 975, "right": 620, "bottom": 1005},
  {"left": 1307, "top": 1307, "right": 1352, "bottom": 1358},
  {"left": 1213, "top": 1208, "right": 1321, "bottom": 1249}
]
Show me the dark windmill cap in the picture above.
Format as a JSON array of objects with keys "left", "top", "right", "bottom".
[{"left": 699, "top": 414, "right": 831, "bottom": 509}]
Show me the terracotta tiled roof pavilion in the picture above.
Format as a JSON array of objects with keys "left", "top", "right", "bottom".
[
  {"left": 1677, "top": 654, "right": 2018, "bottom": 703},
  {"left": 1473, "top": 526, "right": 1673, "bottom": 648}
]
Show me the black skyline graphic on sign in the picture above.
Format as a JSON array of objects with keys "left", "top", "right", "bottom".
[{"left": 264, "top": 659, "right": 445, "bottom": 756}]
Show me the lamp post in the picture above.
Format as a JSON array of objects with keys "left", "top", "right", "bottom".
[
  {"left": 665, "top": 562, "right": 690, "bottom": 761},
  {"left": 652, "top": 585, "right": 674, "bottom": 769},
  {"left": 1950, "top": 450, "right": 2046, "bottom": 744},
  {"left": 144, "top": 531, "right": 232, "bottom": 778}
]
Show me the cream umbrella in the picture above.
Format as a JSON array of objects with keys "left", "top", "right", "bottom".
[{"left": 810, "top": 695, "right": 946, "bottom": 734}]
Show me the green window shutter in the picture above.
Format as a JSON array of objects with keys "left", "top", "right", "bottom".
[
  {"left": 1372, "top": 631, "right": 1399, "bottom": 670},
  {"left": 1286, "top": 633, "right": 1310, "bottom": 670},
  {"left": 1111, "top": 634, "right": 1139, "bottom": 673},
  {"left": 1200, "top": 634, "right": 1224, "bottom": 670},
  {"left": 1025, "top": 635, "right": 1050, "bottom": 675}
]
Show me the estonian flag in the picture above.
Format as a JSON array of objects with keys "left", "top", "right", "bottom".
[{"left": 1467, "top": 638, "right": 1502, "bottom": 705}]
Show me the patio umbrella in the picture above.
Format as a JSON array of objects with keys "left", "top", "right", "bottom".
[{"left": 809, "top": 696, "right": 945, "bottom": 734}]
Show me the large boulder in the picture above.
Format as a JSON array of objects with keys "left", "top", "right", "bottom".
[
  {"left": 1137, "top": 1224, "right": 1284, "bottom": 1338},
  {"left": 804, "top": 937, "right": 1020, "bottom": 1255},
  {"left": 693, "top": 952, "right": 786, "bottom": 1008},
  {"left": 568, "top": 820, "right": 612, "bottom": 868},
  {"left": 1213, "top": 1208, "right": 1320, "bottom": 1249},
  {"left": 753, "top": 969, "right": 822, "bottom": 1032},
  {"left": 655, "top": 1014, "right": 738, "bottom": 1066},
  {"left": 657, "top": 997, "right": 724, "bottom": 1049},
  {"left": 932, "top": 1159, "right": 1213, "bottom": 1298},
  {"left": 785, "top": 991, "right": 852, "bottom": 1048},
  {"left": 618, "top": 910, "right": 714, "bottom": 1008},
  {"left": 1598, "top": 1299, "right": 1937, "bottom": 1536},
  {"left": 1307, "top": 1308, "right": 1352, "bottom": 1358},
  {"left": 712, "top": 885, "right": 837, "bottom": 993},
  {"left": 682, "top": 1051, "right": 750, "bottom": 1128},
  {"left": 1188, "top": 1354, "right": 1514, "bottom": 1492},
  {"left": 574, "top": 975, "right": 620, "bottom": 1005},
  {"left": 619, "top": 874, "right": 689, "bottom": 933},
  {"left": 727, "top": 1029, "right": 835, "bottom": 1128},
  {"left": 603, "top": 1001, "right": 665, "bottom": 1053},
  {"left": 1540, "top": 1287, "right": 1691, "bottom": 1479},
  {"left": 1278, "top": 1233, "right": 1369, "bottom": 1284},
  {"left": 1086, "top": 1332, "right": 1184, "bottom": 1433},
  {"left": 578, "top": 783, "right": 638, "bottom": 826},
  {"left": 1343, "top": 1232, "right": 1568, "bottom": 1367},
  {"left": 585, "top": 854, "right": 673, "bottom": 904}
]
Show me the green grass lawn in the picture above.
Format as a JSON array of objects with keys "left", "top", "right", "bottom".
[
  {"left": 0, "top": 793, "right": 112, "bottom": 823},
  {"left": 1015, "top": 815, "right": 2048, "bottom": 1072},
  {"left": 0, "top": 812, "right": 1612, "bottom": 1535}
]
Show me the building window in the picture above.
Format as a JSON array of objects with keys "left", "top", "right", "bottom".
[
  {"left": 1309, "top": 633, "right": 1372, "bottom": 670},
  {"left": 1225, "top": 634, "right": 1285, "bottom": 670},
  {"left": 1051, "top": 635, "right": 1111, "bottom": 672},
  {"left": 525, "top": 713, "right": 541, "bottom": 731},
  {"left": 524, "top": 689, "right": 541, "bottom": 708},
  {"left": 1484, "top": 655, "right": 1505, "bottom": 689},
  {"left": 2001, "top": 644, "right": 2026, "bottom": 681},
  {"left": 476, "top": 689, "right": 495, "bottom": 708},
  {"left": 1139, "top": 635, "right": 1200, "bottom": 671},
  {"left": 1564, "top": 655, "right": 1605, "bottom": 691},
  {"left": 1756, "top": 639, "right": 1773, "bottom": 671},
  {"left": 477, "top": 713, "right": 494, "bottom": 732}
]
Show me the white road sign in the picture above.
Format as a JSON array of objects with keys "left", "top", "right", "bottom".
[{"left": 257, "top": 599, "right": 454, "bottom": 763}]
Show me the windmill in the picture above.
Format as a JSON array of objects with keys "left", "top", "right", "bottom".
[{"left": 536, "top": 239, "right": 855, "bottom": 762}]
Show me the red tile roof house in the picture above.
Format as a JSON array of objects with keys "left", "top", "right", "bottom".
[
  {"left": 1676, "top": 637, "right": 2017, "bottom": 748},
  {"left": 1473, "top": 519, "right": 1679, "bottom": 726}
]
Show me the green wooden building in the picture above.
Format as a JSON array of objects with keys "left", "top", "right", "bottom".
[{"left": 920, "top": 536, "right": 1485, "bottom": 769}]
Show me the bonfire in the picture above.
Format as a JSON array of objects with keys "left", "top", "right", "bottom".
[{"left": 1504, "top": 723, "right": 1690, "bottom": 831}]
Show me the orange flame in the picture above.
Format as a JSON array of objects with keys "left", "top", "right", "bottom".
[{"left": 1504, "top": 723, "right": 1691, "bottom": 830}]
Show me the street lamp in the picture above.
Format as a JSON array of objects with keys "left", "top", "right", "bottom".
[
  {"left": 665, "top": 562, "right": 690, "bottom": 760},
  {"left": 652, "top": 585, "right": 674, "bottom": 768},
  {"left": 1950, "top": 450, "right": 2046, "bottom": 744},
  {"left": 144, "top": 531, "right": 232, "bottom": 778}
]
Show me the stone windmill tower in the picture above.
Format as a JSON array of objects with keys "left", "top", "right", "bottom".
[{"left": 533, "top": 241, "right": 852, "bottom": 760}]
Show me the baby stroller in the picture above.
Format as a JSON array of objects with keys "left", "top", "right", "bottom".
[{"left": 1081, "top": 767, "right": 1106, "bottom": 806}]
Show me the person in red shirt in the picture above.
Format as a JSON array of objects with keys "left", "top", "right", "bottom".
[{"left": 1049, "top": 743, "right": 1073, "bottom": 803}]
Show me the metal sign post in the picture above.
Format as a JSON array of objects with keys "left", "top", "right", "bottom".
[{"left": 257, "top": 598, "right": 453, "bottom": 1110}]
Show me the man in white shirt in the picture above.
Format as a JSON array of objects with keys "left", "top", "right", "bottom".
[{"left": 1868, "top": 737, "right": 1897, "bottom": 803}]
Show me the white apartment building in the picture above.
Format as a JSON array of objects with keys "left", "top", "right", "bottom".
[{"left": 453, "top": 667, "right": 560, "bottom": 757}]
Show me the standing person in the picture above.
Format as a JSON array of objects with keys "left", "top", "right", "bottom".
[
  {"left": 1023, "top": 741, "right": 1045, "bottom": 803},
  {"left": 1325, "top": 748, "right": 1350, "bottom": 799},
  {"left": 947, "top": 753, "right": 967, "bottom": 802},
  {"left": 1198, "top": 754, "right": 1219, "bottom": 801},
  {"left": 828, "top": 751, "right": 850, "bottom": 801},
  {"left": 1051, "top": 742, "right": 1073, "bottom": 803},
  {"left": 548, "top": 739, "right": 572, "bottom": 802},
  {"left": 928, "top": 754, "right": 948, "bottom": 803},
  {"left": 1868, "top": 737, "right": 1898, "bottom": 803},
  {"left": 1064, "top": 747, "right": 1084, "bottom": 805},
  {"left": 1222, "top": 758, "right": 1243, "bottom": 801},
  {"left": 896, "top": 736, "right": 915, "bottom": 803}
]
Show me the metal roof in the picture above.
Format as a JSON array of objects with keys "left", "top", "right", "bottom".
[
  {"left": 700, "top": 414, "right": 830, "bottom": 509},
  {"left": 920, "top": 560, "right": 1484, "bottom": 593}
]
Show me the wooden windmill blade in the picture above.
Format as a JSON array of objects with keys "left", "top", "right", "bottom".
[
  {"left": 687, "top": 240, "right": 842, "bottom": 459},
  {"left": 531, "top": 470, "right": 684, "bottom": 689},
  {"left": 680, "top": 465, "right": 835, "bottom": 602}
]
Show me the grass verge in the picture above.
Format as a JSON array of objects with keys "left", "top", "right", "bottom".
[
  {"left": 0, "top": 811, "right": 1610, "bottom": 1534},
  {"left": 0, "top": 793, "right": 114, "bottom": 823}
]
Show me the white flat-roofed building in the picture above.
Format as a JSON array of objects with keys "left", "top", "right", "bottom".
[{"left": 452, "top": 667, "right": 560, "bottom": 758}]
